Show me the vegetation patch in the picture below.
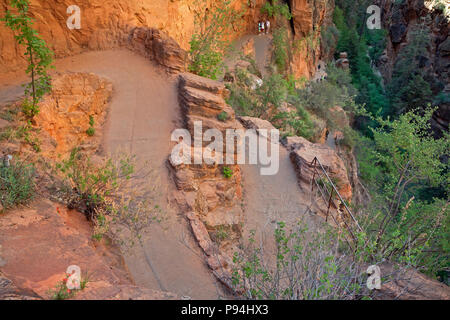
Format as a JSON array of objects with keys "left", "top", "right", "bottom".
[{"left": 0, "top": 158, "right": 35, "bottom": 211}]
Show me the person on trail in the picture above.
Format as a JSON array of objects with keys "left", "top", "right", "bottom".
[
  {"left": 258, "top": 21, "right": 261, "bottom": 34},
  {"left": 261, "top": 20, "right": 265, "bottom": 34},
  {"left": 265, "top": 20, "right": 270, "bottom": 34}
]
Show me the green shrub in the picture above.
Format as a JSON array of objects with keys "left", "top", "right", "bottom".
[
  {"left": 257, "top": 73, "right": 288, "bottom": 109},
  {"left": 272, "top": 27, "right": 289, "bottom": 72},
  {"left": 0, "top": 159, "right": 35, "bottom": 210},
  {"left": 222, "top": 166, "right": 233, "bottom": 179},
  {"left": 260, "top": 0, "right": 292, "bottom": 20},
  {"left": 1, "top": 0, "right": 54, "bottom": 119},
  {"left": 86, "top": 127, "right": 95, "bottom": 136},
  {"left": 232, "top": 221, "right": 371, "bottom": 299},
  {"left": 354, "top": 108, "right": 450, "bottom": 275},
  {"left": 188, "top": 0, "right": 243, "bottom": 79},
  {"left": 53, "top": 149, "right": 162, "bottom": 247},
  {"left": 217, "top": 111, "right": 229, "bottom": 122}
]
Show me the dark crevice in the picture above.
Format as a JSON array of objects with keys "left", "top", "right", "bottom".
[{"left": 283, "top": 0, "right": 296, "bottom": 35}]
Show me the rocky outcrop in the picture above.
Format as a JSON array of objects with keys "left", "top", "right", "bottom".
[
  {"left": 378, "top": 263, "right": 450, "bottom": 300},
  {"left": 289, "top": 0, "right": 335, "bottom": 79},
  {"left": 0, "top": 0, "right": 265, "bottom": 74},
  {"left": 286, "top": 135, "right": 352, "bottom": 202},
  {"left": 128, "top": 27, "right": 187, "bottom": 73},
  {"left": 0, "top": 0, "right": 334, "bottom": 80},
  {"left": 336, "top": 52, "right": 350, "bottom": 69},
  {"left": 34, "top": 72, "right": 112, "bottom": 158},
  {"left": 0, "top": 0, "right": 203, "bottom": 74},
  {"left": 0, "top": 198, "right": 177, "bottom": 300},
  {"left": 0, "top": 271, "right": 41, "bottom": 300},
  {"left": 289, "top": 0, "right": 334, "bottom": 38},
  {"left": 170, "top": 73, "right": 243, "bottom": 288}
]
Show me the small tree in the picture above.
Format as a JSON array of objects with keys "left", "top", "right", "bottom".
[
  {"left": 387, "top": 22, "right": 432, "bottom": 116},
  {"left": 1, "top": 0, "right": 54, "bottom": 118},
  {"left": 260, "top": 0, "right": 292, "bottom": 20},
  {"left": 355, "top": 108, "right": 449, "bottom": 275},
  {"left": 189, "top": 0, "right": 244, "bottom": 79}
]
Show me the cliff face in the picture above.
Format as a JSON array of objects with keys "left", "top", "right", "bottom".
[
  {"left": 0, "top": 0, "right": 334, "bottom": 79},
  {"left": 289, "top": 0, "right": 335, "bottom": 79},
  {"left": 375, "top": 0, "right": 449, "bottom": 136},
  {"left": 0, "top": 0, "right": 207, "bottom": 73}
]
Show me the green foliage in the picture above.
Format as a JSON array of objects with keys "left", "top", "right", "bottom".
[
  {"left": 1, "top": 0, "right": 54, "bottom": 118},
  {"left": 48, "top": 272, "right": 89, "bottom": 300},
  {"left": 226, "top": 82, "right": 259, "bottom": 116},
  {"left": 260, "top": 0, "right": 292, "bottom": 20},
  {"left": 321, "top": 25, "right": 340, "bottom": 57},
  {"left": 387, "top": 23, "right": 433, "bottom": 116},
  {"left": 86, "top": 115, "right": 95, "bottom": 136},
  {"left": 188, "top": 0, "right": 243, "bottom": 79},
  {"left": 0, "top": 158, "right": 35, "bottom": 211},
  {"left": 226, "top": 72, "right": 288, "bottom": 118},
  {"left": 53, "top": 149, "right": 162, "bottom": 247},
  {"left": 257, "top": 73, "right": 287, "bottom": 109},
  {"left": 0, "top": 123, "right": 40, "bottom": 152},
  {"left": 354, "top": 108, "right": 449, "bottom": 275},
  {"left": 86, "top": 127, "right": 95, "bottom": 136},
  {"left": 294, "top": 65, "right": 358, "bottom": 128},
  {"left": 211, "top": 225, "right": 231, "bottom": 244},
  {"left": 333, "top": 1, "right": 389, "bottom": 130},
  {"left": 222, "top": 166, "right": 233, "bottom": 179},
  {"left": 272, "top": 27, "right": 289, "bottom": 71},
  {"left": 272, "top": 95, "right": 315, "bottom": 140},
  {"left": 217, "top": 111, "right": 229, "bottom": 122},
  {"left": 232, "top": 221, "right": 370, "bottom": 299}
]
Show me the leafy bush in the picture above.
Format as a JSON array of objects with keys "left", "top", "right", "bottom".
[
  {"left": 232, "top": 221, "right": 371, "bottom": 299},
  {"left": 272, "top": 27, "right": 289, "bottom": 72},
  {"left": 257, "top": 73, "right": 288, "bottom": 109},
  {"left": 222, "top": 166, "right": 233, "bottom": 179},
  {"left": 1, "top": 0, "right": 54, "bottom": 119},
  {"left": 260, "top": 0, "right": 292, "bottom": 20},
  {"left": 294, "top": 66, "right": 358, "bottom": 129},
  {"left": 0, "top": 159, "right": 35, "bottom": 210},
  {"left": 354, "top": 108, "right": 449, "bottom": 276},
  {"left": 188, "top": 0, "right": 243, "bottom": 79},
  {"left": 53, "top": 149, "right": 162, "bottom": 247},
  {"left": 217, "top": 111, "right": 229, "bottom": 122}
]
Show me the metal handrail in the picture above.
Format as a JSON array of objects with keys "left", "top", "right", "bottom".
[{"left": 310, "top": 157, "right": 362, "bottom": 242}]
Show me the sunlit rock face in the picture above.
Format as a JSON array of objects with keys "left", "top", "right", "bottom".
[
  {"left": 34, "top": 72, "right": 112, "bottom": 158},
  {"left": 289, "top": 0, "right": 335, "bottom": 79},
  {"left": 286, "top": 135, "right": 353, "bottom": 202},
  {"left": 0, "top": 0, "right": 258, "bottom": 73},
  {"left": 0, "top": 0, "right": 334, "bottom": 80}
]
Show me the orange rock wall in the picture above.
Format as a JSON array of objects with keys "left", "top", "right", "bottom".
[{"left": 0, "top": 0, "right": 334, "bottom": 78}]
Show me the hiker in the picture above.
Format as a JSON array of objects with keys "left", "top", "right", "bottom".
[
  {"left": 265, "top": 20, "right": 270, "bottom": 34},
  {"left": 261, "top": 20, "right": 265, "bottom": 34},
  {"left": 257, "top": 21, "right": 261, "bottom": 34}
]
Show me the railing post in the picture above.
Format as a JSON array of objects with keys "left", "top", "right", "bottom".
[{"left": 326, "top": 189, "right": 333, "bottom": 223}]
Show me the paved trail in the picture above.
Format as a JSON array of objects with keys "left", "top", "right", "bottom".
[
  {"left": 0, "top": 49, "right": 224, "bottom": 299},
  {"left": 227, "top": 34, "right": 322, "bottom": 251},
  {"left": 226, "top": 34, "right": 272, "bottom": 78},
  {"left": 0, "top": 41, "right": 321, "bottom": 298}
]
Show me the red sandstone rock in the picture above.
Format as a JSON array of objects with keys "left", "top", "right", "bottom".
[{"left": 286, "top": 136, "right": 352, "bottom": 201}]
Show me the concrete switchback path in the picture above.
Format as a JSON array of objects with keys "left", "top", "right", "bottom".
[{"left": 0, "top": 49, "right": 225, "bottom": 299}]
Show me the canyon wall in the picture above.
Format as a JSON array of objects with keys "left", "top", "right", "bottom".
[
  {"left": 0, "top": 0, "right": 334, "bottom": 79},
  {"left": 375, "top": 0, "right": 449, "bottom": 136},
  {"left": 289, "top": 0, "right": 335, "bottom": 78}
]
